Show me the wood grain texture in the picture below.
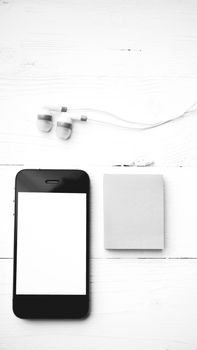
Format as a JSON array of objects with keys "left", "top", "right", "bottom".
[
  {"left": 1, "top": 165, "right": 197, "bottom": 259},
  {"left": 1, "top": 0, "right": 197, "bottom": 348},
  {"left": 1, "top": 259, "right": 197, "bottom": 350},
  {"left": 0, "top": 0, "right": 197, "bottom": 166}
]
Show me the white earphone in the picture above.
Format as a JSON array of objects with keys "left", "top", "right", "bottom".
[
  {"left": 37, "top": 102, "right": 197, "bottom": 140},
  {"left": 37, "top": 107, "right": 87, "bottom": 140},
  {"left": 37, "top": 106, "right": 88, "bottom": 139}
]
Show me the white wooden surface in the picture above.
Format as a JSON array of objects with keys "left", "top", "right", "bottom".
[{"left": 1, "top": 0, "right": 197, "bottom": 349}]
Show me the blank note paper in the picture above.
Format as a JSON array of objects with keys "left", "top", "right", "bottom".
[{"left": 104, "top": 174, "right": 164, "bottom": 250}]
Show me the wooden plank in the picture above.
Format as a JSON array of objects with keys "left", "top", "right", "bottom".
[
  {"left": 0, "top": 0, "right": 197, "bottom": 79},
  {"left": 1, "top": 166, "right": 197, "bottom": 259},
  {"left": 0, "top": 0, "right": 197, "bottom": 108},
  {"left": 1, "top": 258, "right": 197, "bottom": 349},
  {"left": 0, "top": 0, "right": 197, "bottom": 167},
  {"left": 1, "top": 97, "right": 197, "bottom": 167},
  {"left": 91, "top": 167, "right": 197, "bottom": 258}
]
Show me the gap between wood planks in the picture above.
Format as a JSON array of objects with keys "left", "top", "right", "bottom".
[
  {"left": 0, "top": 164, "right": 24, "bottom": 166},
  {"left": 1, "top": 257, "right": 197, "bottom": 260}
]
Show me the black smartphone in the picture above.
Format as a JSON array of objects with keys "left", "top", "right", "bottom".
[{"left": 13, "top": 169, "right": 90, "bottom": 319}]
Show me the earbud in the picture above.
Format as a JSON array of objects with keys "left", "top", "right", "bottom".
[
  {"left": 56, "top": 116, "right": 73, "bottom": 140},
  {"left": 56, "top": 113, "right": 87, "bottom": 140},
  {"left": 37, "top": 110, "right": 53, "bottom": 132}
]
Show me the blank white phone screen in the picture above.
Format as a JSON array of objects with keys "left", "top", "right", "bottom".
[{"left": 16, "top": 192, "right": 86, "bottom": 295}]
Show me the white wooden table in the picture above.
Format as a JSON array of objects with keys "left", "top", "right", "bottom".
[{"left": 1, "top": 0, "right": 197, "bottom": 349}]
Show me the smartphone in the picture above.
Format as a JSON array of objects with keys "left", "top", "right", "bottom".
[{"left": 13, "top": 169, "right": 90, "bottom": 319}]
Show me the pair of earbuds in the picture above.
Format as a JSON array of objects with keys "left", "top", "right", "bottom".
[
  {"left": 37, "top": 102, "right": 197, "bottom": 140},
  {"left": 37, "top": 106, "right": 88, "bottom": 140}
]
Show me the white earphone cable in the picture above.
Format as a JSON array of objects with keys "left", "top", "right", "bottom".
[
  {"left": 70, "top": 102, "right": 197, "bottom": 130},
  {"left": 68, "top": 108, "right": 154, "bottom": 126}
]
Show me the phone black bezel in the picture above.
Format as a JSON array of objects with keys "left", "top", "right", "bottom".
[{"left": 13, "top": 169, "right": 90, "bottom": 319}]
